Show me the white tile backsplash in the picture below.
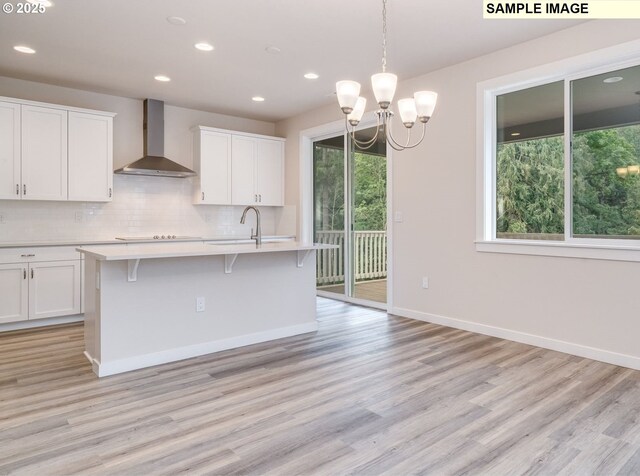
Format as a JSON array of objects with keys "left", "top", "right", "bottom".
[{"left": 0, "top": 175, "right": 296, "bottom": 242}]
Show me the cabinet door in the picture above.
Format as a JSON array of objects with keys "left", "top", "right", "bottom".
[
  {"left": 197, "top": 131, "right": 232, "bottom": 204},
  {"left": 0, "top": 263, "right": 28, "bottom": 323},
  {"left": 231, "top": 136, "right": 257, "bottom": 205},
  {"left": 0, "top": 102, "right": 21, "bottom": 200},
  {"left": 68, "top": 112, "right": 113, "bottom": 202},
  {"left": 28, "top": 260, "right": 81, "bottom": 320},
  {"left": 256, "top": 139, "right": 284, "bottom": 206},
  {"left": 21, "top": 105, "right": 68, "bottom": 201}
]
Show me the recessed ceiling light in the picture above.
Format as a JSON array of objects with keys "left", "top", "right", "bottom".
[
  {"left": 28, "top": 0, "right": 52, "bottom": 6},
  {"left": 603, "top": 76, "right": 623, "bottom": 84},
  {"left": 154, "top": 75, "right": 171, "bottom": 82},
  {"left": 14, "top": 45, "right": 36, "bottom": 54},
  {"left": 194, "top": 43, "right": 214, "bottom": 52},
  {"left": 167, "top": 16, "right": 186, "bottom": 25},
  {"left": 265, "top": 46, "right": 281, "bottom": 54},
  {"left": 511, "top": 132, "right": 521, "bottom": 137},
  {"left": 304, "top": 73, "right": 319, "bottom": 80},
  {"left": 252, "top": 96, "right": 265, "bottom": 102}
]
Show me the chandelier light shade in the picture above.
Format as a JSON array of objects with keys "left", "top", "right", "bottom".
[
  {"left": 371, "top": 73, "right": 398, "bottom": 108},
  {"left": 414, "top": 91, "right": 438, "bottom": 121},
  {"left": 336, "top": 80, "right": 361, "bottom": 114},
  {"left": 335, "top": 0, "right": 438, "bottom": 151},
  {"left": 348, "top": 97, "right": 367, "bottom": 126}
]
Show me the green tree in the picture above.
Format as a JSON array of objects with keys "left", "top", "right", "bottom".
[
  {"left": 573, "top": 127, "right": 640, "bottom": 236},
  {"left": 496, "top": 136, "right": 564, "bottom": 235},
  {"left": 353, "top": 152, "right": 387, "bottom": 231},
  {"left": 313, "top": 145, "right": 344, "bottom": 232}
]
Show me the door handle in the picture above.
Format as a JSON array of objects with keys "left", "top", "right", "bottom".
[
  {"left": 20, "top": 254, "right": 35, "bottom": 258},
  {"left": 254, "top": 194, "right": 258, "bottom": 203},
  {"left": 23, "top": 184, "right": 26, "bottom": 196},
  {"left": 259, "top": 194, "right": 262, "bottom": 203},
  {"left": 30, "top": 268, "right": 34, "bottom": 279},
  {"left": 202, "top": 192, "right": 205, "bottom": 201},
  {"left": 23, "top": 269, "right": 26, "bottom": 280},
  {"left": 109, "top": 187, "right": 112, "bottom": 198},
  {"left": 16, "top": 184, "right": 19, "bottom": 195}
]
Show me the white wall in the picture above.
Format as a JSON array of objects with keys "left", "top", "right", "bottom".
[
  {"left": 0, "top": 76, "right": 296, "bottom": 242},
  {"left": 275, "top": 20, "right": 640, "bottom": 367}
]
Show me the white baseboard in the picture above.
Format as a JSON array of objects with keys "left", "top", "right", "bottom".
[
  {"left": 390, "top": 306, "right": 640, "bottom": 371},
  {"left": 88, "top": 321, "right": 319, "bottom": 377},
  {"left": 0, "top": 315, "right": 83, "bottom": 332}
]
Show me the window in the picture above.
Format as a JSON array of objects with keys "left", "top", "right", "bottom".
[
  {"left": 572, "top": 65, "right": 640, "bottom": 240},
  {"left": 478, "top": 49, "right": 640, "bottom": 260},
  {"left": 496, "top": 81, "right": 564, "bottom": 240}
]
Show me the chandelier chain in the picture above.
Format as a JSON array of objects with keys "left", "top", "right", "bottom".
[{"left": 381, "top": 0, "right": 387, "bottom": 73}]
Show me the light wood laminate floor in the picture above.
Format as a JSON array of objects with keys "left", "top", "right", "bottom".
[{"left": 2, "top": 298, "right": 640, "bottom": 475}]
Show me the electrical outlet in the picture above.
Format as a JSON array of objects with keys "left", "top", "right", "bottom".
[
  {"left": 196, "top": 297, "right": 205, "bottom": 312},
  {"left": 422, "top": 277, "right": 429, "bottom": 289}
]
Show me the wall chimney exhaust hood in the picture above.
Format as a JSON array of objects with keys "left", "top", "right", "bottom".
[{"left": 114, "top": 99, "right": 196, "bottom": 178}]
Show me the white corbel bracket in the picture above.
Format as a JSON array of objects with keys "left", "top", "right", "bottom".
[
  {"left": 225, "top": 254, "right": 238, "bottom": 274},
  {"left": 127, "top": 259, "right": 140, "bottom": 282},
  {"left": 297, "top": 250, "right": 312, "bottom": 268}
]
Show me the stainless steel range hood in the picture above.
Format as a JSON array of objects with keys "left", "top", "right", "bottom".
[{"left": 114, "top": 99, "right": 196, "bottom": 178}]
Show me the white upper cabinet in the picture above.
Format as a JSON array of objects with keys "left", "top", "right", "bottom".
[
  {"left": 231, "top": 135, "right": 284, "bottom": 206},
  {"left": 0, "top": 101, "right": 20, "bottom": 200},
  {"left": 256, "top": 139, "right": 284, "bottom": 206},
  {"left": 21, "top": 105, "right": 68, "bottom": 201},
  {"left": 0, "top": 96, "right": 115, "bottom": 202},
  {"left": 68, "top": 111, "right": 113, "bottom": 202},
  {"left": 193, "top": 128, "right": 232, "bottom": 205},
  {"left": 194, "top": 126, "right": 284, "bottom": 207},
  {"left": 231, "top": 135, "right": 258, "bottom": 205}
]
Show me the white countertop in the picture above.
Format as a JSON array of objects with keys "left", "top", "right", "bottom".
[
  {"left": 77, "top": 241, "right": 337, "bottom": 261},
  {"left": 0, "top": 235, "right": 295, "bottom": 248}
]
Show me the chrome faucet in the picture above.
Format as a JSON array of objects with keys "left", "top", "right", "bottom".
[{"left": 240, "top": 206, "right": 262, "bottom": 247}]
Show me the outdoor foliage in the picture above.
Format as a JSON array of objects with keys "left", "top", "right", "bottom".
[
  {"left": 496, "top": 135, "right": 565, "bottom": 235},
  {"left": 353, "top": 151, "right": 387, "bottom": 231},
  {"left": 497, "top": 125, "right": 640, "bottom": 238},
  {"left": 314, "top": 146, "right": 387, "bottom": 232}
]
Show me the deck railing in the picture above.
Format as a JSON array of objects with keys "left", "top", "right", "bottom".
[{"left": 315, "top": 230, "right": 387, "bottom": 285}]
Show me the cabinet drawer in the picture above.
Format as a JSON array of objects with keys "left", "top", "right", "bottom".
[{"left": 0, "top": 246, "right": 81, "bottom": 264}]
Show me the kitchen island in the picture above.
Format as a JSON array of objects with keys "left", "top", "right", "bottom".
[{"left": 78, "top": 241, "right": 336, "bottom": 377}]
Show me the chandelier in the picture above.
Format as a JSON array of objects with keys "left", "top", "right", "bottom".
[{"left": 335, "top": 0, "right": 437, "bottom": 151}]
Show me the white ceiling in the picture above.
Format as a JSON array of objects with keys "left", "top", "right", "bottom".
[{"left": 0, "top": 0, "right": 585, "bottom": 122}]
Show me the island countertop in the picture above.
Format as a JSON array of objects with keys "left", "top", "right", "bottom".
[{"left": 77, "top": 241, "right": 336, "bottom": 261}]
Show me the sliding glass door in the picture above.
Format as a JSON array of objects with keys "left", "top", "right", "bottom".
[{"left": 313, "top": 127, "right": 387, "bottom": 305}]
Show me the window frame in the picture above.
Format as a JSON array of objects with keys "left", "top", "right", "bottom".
[{"left": 476, "top": 40, "right": 640, "bottom": 262}]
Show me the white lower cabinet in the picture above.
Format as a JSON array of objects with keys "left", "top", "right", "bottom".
[
  {"left": 0, "top": 247, "right": 82, "bottom": 325},
  {"left": 29, "top": 260, "right": 81, "bottom": 320},
  {"left": 0, "top": 263, "right": 28, "bottom": 324}
]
